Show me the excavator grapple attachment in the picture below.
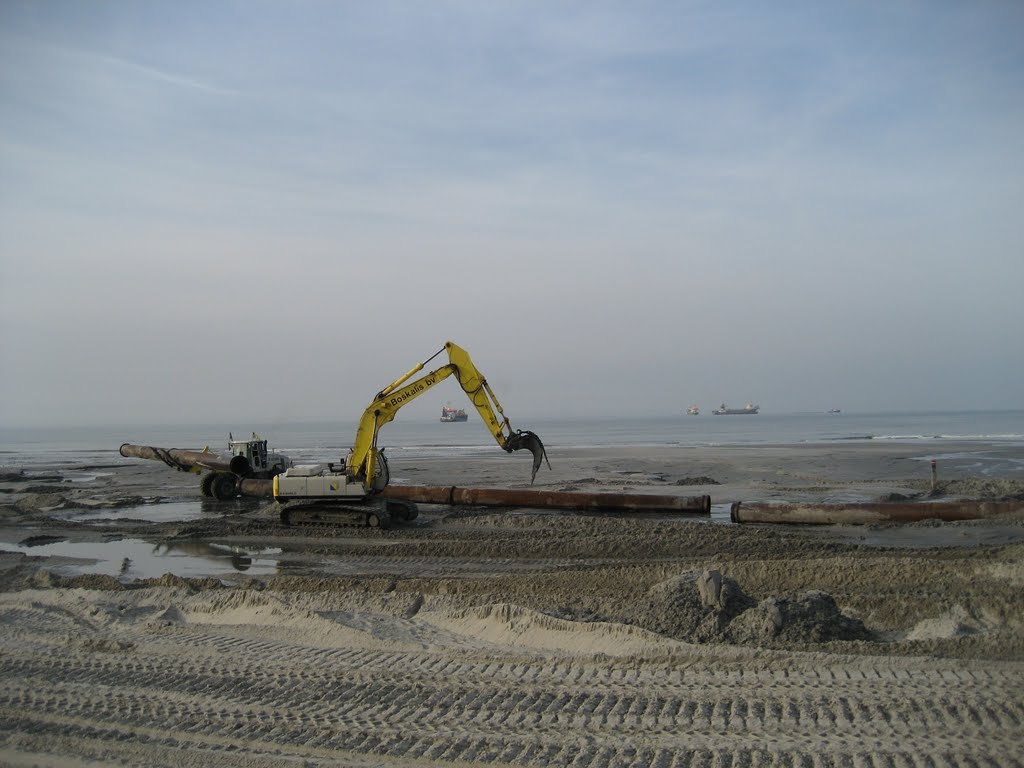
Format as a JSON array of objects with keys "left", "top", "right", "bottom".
[{"left": 505, "top": 430, "right": 551, "bottom": 483}]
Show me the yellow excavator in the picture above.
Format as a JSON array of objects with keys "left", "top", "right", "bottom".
[{"left": 273, "top": 341, "right": 549, "bottom": 527}]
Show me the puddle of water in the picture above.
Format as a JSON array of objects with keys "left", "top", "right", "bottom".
[
  {"left": 8, "top": 537, "right": 281, "bottom": 579},
  {"left": 71, "top": 501, "right": 207, "bottom": 523},
  {"left": 68, "top": 499, "right": 263, "bottom": 524},
  {"left": 62, "top": 470, "right": 115, "bottom": 483},
  {"left": 710, "top": 503, "right": 732, "bottom": 523}
]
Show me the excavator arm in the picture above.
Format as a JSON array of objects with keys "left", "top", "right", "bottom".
[{"left": 349, "top": 341, "right": 549, "bottom": 491}]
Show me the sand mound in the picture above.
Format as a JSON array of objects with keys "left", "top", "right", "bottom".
[
  {"left": 180, "top": 589, "right": 322, "bottom": 626},
  {"left": 166, "top": 589, "right": 411, "bottom": 650},
  {"left": 580, "top": 570, "right": 871, "bottom": 647},
  {"left": 423, "top": 602, "right": 684, "bottom": 656},
  {"left": 675, "top": 476, "right": 721, "bottom": 485},
  {"left": 907, "top": 604, "right": 989, "bottom": 641},
  {"left": 728, "top": 590, "right": 873, "bottom": 644},
  {"left": 637, "top": 570, "right": 756, "bottom": 642},
  {"left": 29, "top": 570, "right": 127, "bottom": 591}
]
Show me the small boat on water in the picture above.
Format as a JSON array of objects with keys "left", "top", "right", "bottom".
[
  {"left": 686, "top": 405, "right": 700, "bottom": 415},
  {"left": 712, "top": 403, "right": 759, "bottom": 415},
  {"left": 440, "top": 405, "right": 469, "bottom": 422},
  {"left": 828, "top": 408, "right": 842, "bottom": 414}
]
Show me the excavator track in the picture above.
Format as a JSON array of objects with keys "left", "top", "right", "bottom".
[
  {"left": 279, "top": 502, "right": 389, "bottom": 529},
  {"left": 278, "top": 500, "right": 418, "bottom": 529}
]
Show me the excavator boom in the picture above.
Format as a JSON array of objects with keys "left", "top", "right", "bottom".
[{"left": 351, "top": 341, "right": 549, "bottom": 488}]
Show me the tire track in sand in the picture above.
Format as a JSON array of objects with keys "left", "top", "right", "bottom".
[{"left": 1, "top": 642, "right": 1021, "bottom": 766}]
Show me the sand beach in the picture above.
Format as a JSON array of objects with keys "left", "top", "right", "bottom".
[{"left": 1, "top": 439, "right": 1023, "bottom": 766}]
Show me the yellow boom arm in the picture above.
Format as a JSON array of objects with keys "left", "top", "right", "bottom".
[{"left": 348, "top": 341, "right": 549, "bottom": 491}]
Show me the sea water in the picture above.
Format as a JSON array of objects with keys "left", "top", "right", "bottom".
[{"left": 2, "top": 410, "right": 1023, "bottom": 469}]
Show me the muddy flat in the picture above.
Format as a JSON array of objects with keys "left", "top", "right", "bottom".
[{"left": 1, "top": 442, "right": 1023, "bottom": 766}]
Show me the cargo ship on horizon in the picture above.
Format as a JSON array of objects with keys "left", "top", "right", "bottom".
[
  {"left": 712, "top": 403, "right": 759, "bottom": 415},
  {"left": 440, "top": 405, "right": 469, "bottom": 422}
]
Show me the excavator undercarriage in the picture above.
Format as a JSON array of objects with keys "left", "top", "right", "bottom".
[{"left": 278, "top": 498, "right": 419, "bottom": 529}]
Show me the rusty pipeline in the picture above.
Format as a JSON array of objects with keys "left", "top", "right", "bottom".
[
  {"left": 730, "top": 500, "right": 1022, "bottom": 525},
  {"left": 238, "top": 478, "right": 274, "bottom": 497},
  {"left": 382, "top": 484, "right": 711, "bottom": 514},
  {"left": 208, "top": 480, "right": 710, "bottom": 514},
  {"left": 119, "top": 443, "right": 232, "bottom": 473}
]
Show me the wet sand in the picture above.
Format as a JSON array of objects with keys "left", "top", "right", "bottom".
[{"left": 1, "top": 440, "right": 1023, "bottom": 766}]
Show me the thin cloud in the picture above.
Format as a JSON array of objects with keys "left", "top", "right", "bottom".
[{"left": 93, "top": 52, "right": 239, "bottom": 96}]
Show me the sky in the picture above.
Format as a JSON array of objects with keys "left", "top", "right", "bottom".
[{"left": 1, "top": 1, "right": 1022, "bottom": 428}]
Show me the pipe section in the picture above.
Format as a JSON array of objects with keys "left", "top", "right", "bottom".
[
  {"left": 730, "top": 500, "right": 1021, "bottom": 525},
  {"left": 239, "top": 478, "right": 274, "bottom": 497},
  {"left": 119, "top": 443, "right": 231, "bottom": 473},
  {"left": 383, "top": 484, "right": 711, "bottom": 514},
  {"left": 230, "top": 479, "right": 711, "bottom": 514}
]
